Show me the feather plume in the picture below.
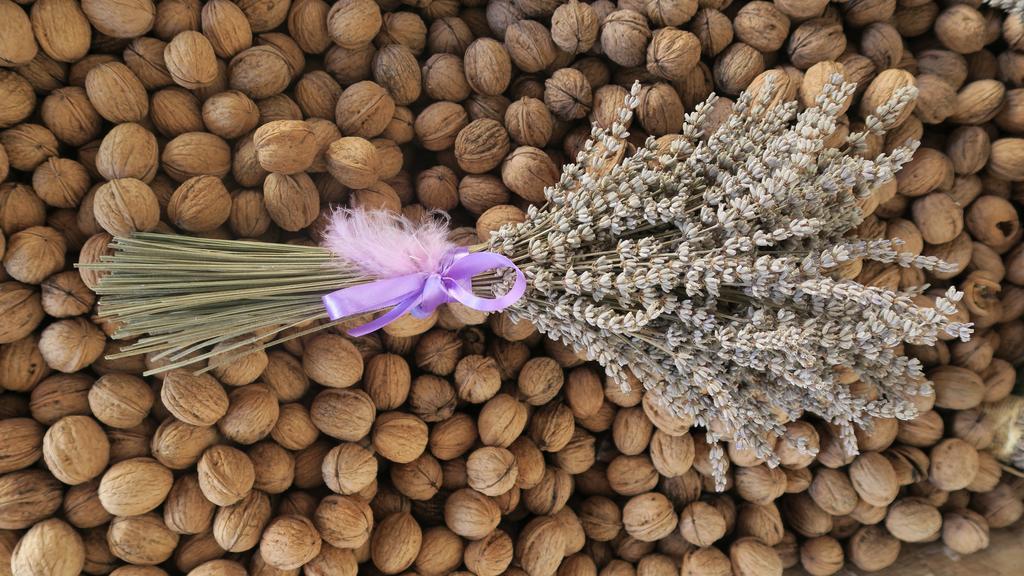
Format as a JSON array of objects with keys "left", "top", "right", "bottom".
[{"left": 322, "top": 208, "right": 456, "bottom": 277}]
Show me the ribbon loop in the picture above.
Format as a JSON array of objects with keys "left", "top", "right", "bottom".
[{"left": 323, "top": 248, "right": 526, "bottom": 337}]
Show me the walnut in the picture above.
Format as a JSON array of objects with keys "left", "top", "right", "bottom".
[
  {"left": 734, "top": 2, "right": 790, "bottom": 53},
  {"left": 505, "top": 20, "right": 557, "bottom": 73},
  {"left": 730, "top": 537, "right": 783, "bottom": 576},
  {"left": 263, "top": 172, "right": 319, "bottom": 231},
  {"left": 787, "top": 18, "right": 847, "bottom": 71},
  {"left": 607, "top": 454, "right": 658, "bottom": 496},
  {"left": 324, "top": 137, "right": 379, "bottom": 189},
  {"left": 463, "top": 38, "right": 513, "bottom": 97},
  {"left": 98, "top": 457, "right": 174, "bottom": 517},
  {"left": 638, "top": 83, "right": 684, "bottom": 135},
  {"left": 336, "top": 80, "right": 395, "bottom": 139},
  {"left": 326, "top": 0, "right": 381, "bottom": 49},
  {"left": 0, "top": 469, "right": 63, "bottom": 529},
  {"left": 3, "top": 226, "right": 65, "bottom": 285},
  {"left": 400, "top": 375, "right": 455, "bottom": 425},
  {"left": 41, "top": 414, "right": 109, "bottom": 486},
  {"left": 466, "top": 446, "right": 518, "bottom": 497},
  {"left": 160, "top": 369, "right": 228, "bottom": 427},
  {"left": 935, "top": 5, "right": 987, "bottom": 55},
  {"left": 197, "top": 444, "right": 255, "bottom": 506},
  {"left": 10, "top": 519, "right": 85, "bottom": 576},
  {"left": 161, "top": 131, "right": 231, "bottom": 182},
  {"left": 213, "top": 490, "right": 272, "bottom": 553},
  {"left": 942, "top": 508, "right": 990, "bottom": 555},
  {"left": 218, "top": 383, "right": 279, "bottom": 445},
  {"left": 929, "top": 438, "right": 979, "bottom": 491},
  {"left": 373, "top": 411, "right": 429, "bottom": 464},
  {"left": 551, "top": 0, "right": 598, "bottom": 54},
  {"left": 388, "top": 452, "right": 441, "bottom": 501},
  {"left": 734, "top": 464, "right": 787, "bottom": 505},
  {"left": 689, "top": 8, "right": 733, "bottom": 58},
  {"left": 311, "top": 388, "right": 376, "bottom": 442},
  {"left": 38, "top": 317, "right": 104, "bottom": 373},
  {"left": 0, "top": 417, "right": 43, "bottom": 474},
  {"left": 884, "top": 498, "right": 942, "bottom": 543},
  {"left": 151, "top": 418, "right": 218, "bottom": 470},
  {"left": 681, "top": 546, "right": 732, "bottom": 576},
  {"left": 475, "top": 393, "right": 527, "bottom": 449},
  {"left": 258, "top": 515, "right": 322, "bottom": 570},
  {"left": 515, "top": 516, "right": 566, "bottom": 576},
  {"left": 84, "top": 63, "right": 149, "bottom": 123},
  {"left": 444, "top": 488, "right": 501, "bottom": 540},
  {"left": 847, "top": 452, "right": 898, "bottom": 508},
  {"left": 601, "top": 10, "right": 651, "bottom": 68},
  {"left": 224, "top": 43, "right": 286, "bottom": 99},
  {"left": 455, "top": 119, "right": 511, "bottom": 174},
  {"left": 370, "top": 45, "right": 420, "bottom": 106},
  {"left": 622, "top": 492, "right": 677, "bottom": 542},
  {"left": 303, "top": 333, "right": 364, "bottom": 388},
  {"left": 799, "top": 536, "right": 844, "bottom": 576},
  {"left": 163, "top": 474, "right": 216, "bottom": 535},
  {"left": 458, "top": 352, "right": 501, "bottom": 401},
  {"left": 647, "top": 28, "right": 701, "bottom": 83}
]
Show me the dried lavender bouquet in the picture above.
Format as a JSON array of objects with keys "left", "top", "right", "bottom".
[{"left": 83, "top": 80, "right": 970, "bottom": 483}]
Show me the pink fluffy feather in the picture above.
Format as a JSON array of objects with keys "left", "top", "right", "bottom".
[{"left": 323, "top": 208, "right": 456, "bottom": 277}]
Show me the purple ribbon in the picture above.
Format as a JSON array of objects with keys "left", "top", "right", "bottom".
[{"left": 322, "top": 248, "right": 527, "bottom": 337}]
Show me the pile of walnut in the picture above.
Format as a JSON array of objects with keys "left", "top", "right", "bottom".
[{"left": 1, "top": 0, "right": 1024, "bottom": 575}]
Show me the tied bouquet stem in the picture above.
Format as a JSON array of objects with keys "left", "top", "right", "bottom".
[{"left": 82, "top": 80, "right": 972, "bottom": 486}]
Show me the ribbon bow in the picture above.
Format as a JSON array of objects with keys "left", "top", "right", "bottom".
[{"left": 322, "top": 248, "right": 527, "bottom": 337}]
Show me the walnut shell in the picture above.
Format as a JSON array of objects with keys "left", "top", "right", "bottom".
[
  {"left": 455, "top": 119, "right": 511, "bottom": 174},
  {"left": 647, "top": 27, "right": 701, "bottom": 83},
  {"left": 94, "top": 178, "right": 160, "bottom": 237},
  {"left": 623, "top": 492, "right": 677, "bottom": 542},
  {"left": 0, "top": 469, "right": 62, "bottom": 529},
  {"left": 315, "top": 494, "right": 373, "bottom": 549},
  {"left": 303, "top": 333, "right": 364, "bottom": 388},
  {"left": 202, "top": 0, "right": 253, "bottom": 58},
  {"left": 162, "top": 132, "right": 231, "bottom": 182},
  {"left": 161, "top": 369, "right": 228, "bottom": 427},
  {"left": 228, "top": 46, "right": 291, "bottom": 99},
  {"left": 252, "top": 120, "right": 318, "bottom": 174},
  {"left": 264, "top": 172, "right": 319, "bottom": 231},
  {"left": 515, "top": 515, "right": 567, "bottom": 576},
  {"left": 327, "top": 0, "right": 382, "bottom": 49},
  {"left": 601, "top": 10, "right": 651, "bottom": 68},
  {"left": 336, "top": 81, "right": 395, "bottom": 139},
  {"left": 322, "top": 442, "right": 377, "bottom": 495},
  {"left": 98, "top": 457, "right": 174, "bottom": 516},
  {"left": 11, "top": 518, "right": 84, "bottom": 576},
  {"left": 505, "top": 19, "right": 557, "bottom": 73},
  {"left": 168, "top": 175, "right": 231, "bottom": 232},
  {"left": 259, "top": 514, "right": 322, "bottom": 570},
  {"left": 42, "top": 414, "right": 109, "bottom": 485},
  {"left": 373, "top": 411, "right": 428, "bottom": 464},
  {"left": 197, "top": 444, "right": 255, "bottom": 506},
  {"left": 163, "top": 474, "right": 215, "bottom": 535},
  {"left": 465, "top": 38, "right": 513, "bottom": 96},
  {"left": 107, "top": 513, "right": 178, "bottom": 565},
  {"left": 552, "top": 1, "right": 599, "bottom": 54},
  {"left": 218, "top": 383, "right": 279, "bottom": 445},
  {"left": 38, "top": 316, "right": 104, "bottom": 373},
  {"left": 326, "top": 136, "right": 380, "bottom": 189},
  {"left": 370, "top": 512, "right": 422, "bottom": 573},
  {"left": 81, "top": 0, "right": 154, "bottom": 38},
  {"left": 163, "top": 31, "right": 219, "bottom": 89},
  {"left": 84, "top": 63, "right": 149, "bottom": 123},
  {"left": 213, "top": 489, "right": 272, "bottom": 553}
]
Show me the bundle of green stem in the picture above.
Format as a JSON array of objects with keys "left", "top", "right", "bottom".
[{"left": 83, "top": 80, "right": 971, "bottom": 484}]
